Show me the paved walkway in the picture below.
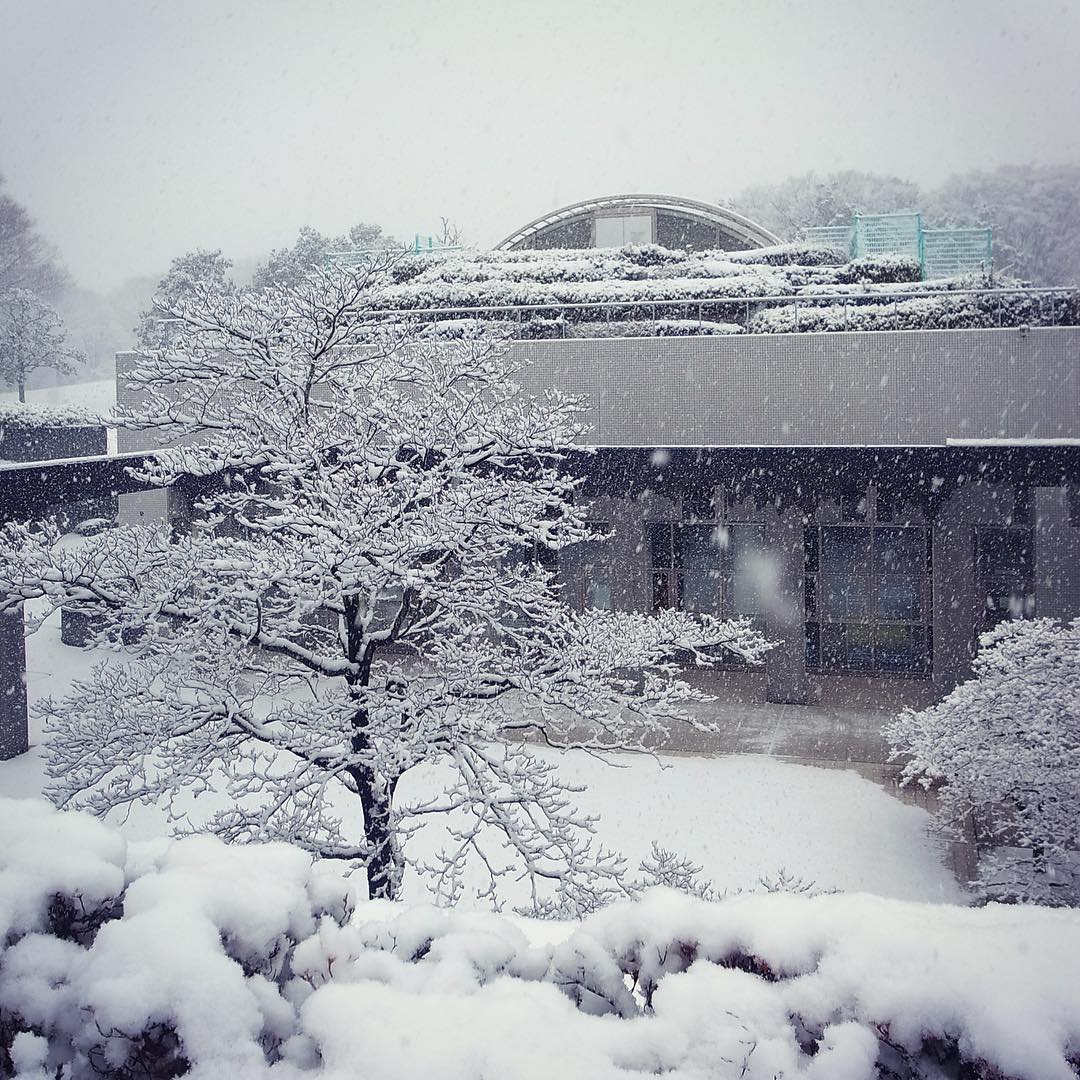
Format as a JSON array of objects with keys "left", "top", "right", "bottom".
[{"left": 650, "top": 701, "right": 893, "bottom": 765}]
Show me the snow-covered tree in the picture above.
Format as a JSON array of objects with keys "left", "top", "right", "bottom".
[
  {"left": 0, "top": 288, "right": 85, "bottom": 402},
  {"left": 726, "top": 170, "right": 924, "bottom": 240},
  {"left": 0, "top": 257, "right": 768, "bottom": 908},
  {"left": 134, "top": 248, "right": 234, "bottom": 348},
  {"left": 0, "top": 175, "right": 69, "bottom": 302},
  {"left": 927, "top": 163, "right": 1080, "bottom": 285},
  {"left": 886, "top": 617, "right": 1080, "bottom": 905},
  {"left": 252, "top": 222, "right": 394, "bottom": 290}
]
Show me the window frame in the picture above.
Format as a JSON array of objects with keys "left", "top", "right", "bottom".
[
  {"left": 647, "top": 518, "right": 766, "bottom": 624},
  {"left": 805, "top": 519, "right": 933, "bottom": 676}
]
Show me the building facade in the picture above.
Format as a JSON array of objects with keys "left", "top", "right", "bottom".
[{"left": 116, "top": 325, "right": 1080, "bottom": 714}]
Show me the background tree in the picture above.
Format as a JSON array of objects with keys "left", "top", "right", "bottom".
[
  {"left": 0, "top": 259, "right": 767, "bottom": 908},
  {"left": 726, "top": 170, "right": 924, "bottom": 239},
  {"left": 0, "top": 288, "right": 86, "bottom": 401},
  {"left": 926, "top": 163, "right": 1080, "bottom": 285},
  {"left": 0, "top": 174, "right": 69, "bottom": 302},
  {"left": 134, "top": 248, "right": 234, "bottom": 348},
  {"left": 252, "top": 222, "right": 394, "bottom": 290},
  {"left": 886, "top": 617, "right": 1080, "bottom": 905}
]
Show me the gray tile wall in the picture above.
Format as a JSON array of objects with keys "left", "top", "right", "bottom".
[{"left": 509, "top": 327, "right": 1080, "bottom": 446}]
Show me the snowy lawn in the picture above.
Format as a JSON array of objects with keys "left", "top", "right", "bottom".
[
  {"left": 2, "top": 610, "right": 964, "bottom": 907},
  {"left": 0, "top": 377, "right": 115, "bottom": 416}
]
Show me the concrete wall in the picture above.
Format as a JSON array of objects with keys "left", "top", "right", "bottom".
[
  {"left": 0, "top": 425, "right": 107, "bottom": 463},
  {"left": 509, "top": 327, "right": 1080, "bottom": 447},
  {"left": 0, "top": 607, "right": 27, "bottom": 760}
]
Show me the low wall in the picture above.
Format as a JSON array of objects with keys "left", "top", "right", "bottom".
[{"left": 0, "top": 424, "right": 106, "bottom": 463}]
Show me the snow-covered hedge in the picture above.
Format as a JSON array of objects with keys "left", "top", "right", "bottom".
[
  {"left": 0, "top": 401, "right": 105, "bottom": 431},
  {"left": 358, "top": 245, "right": 1077, "bottom": 336},
  {"left": 748, "top": 289, "right": 1080, "bottom": 334},
  {"left": 3, "top": 798, "right": 1079, "bottom": 1080},
  {"left": 412, "top": 317, "right": 743, "bottom": 341}
]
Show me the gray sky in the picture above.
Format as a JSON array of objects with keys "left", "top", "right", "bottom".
[{"left": 2, "top": 0, "right": 1079, "bottom": 290}]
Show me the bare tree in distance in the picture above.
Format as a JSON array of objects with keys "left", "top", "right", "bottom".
[
  {"left": 926, "top": 163, "right": 1080, "bottom": 285},
  {"left": 727, "top": 163, "right": 1080, "bottom": 285},
  {"left": 0, "top": 256, "right": 769, "bottom": 909},
  {"left": 725, "top": 170, "right": 923, "bottom": 240},
  {"left": 0, "top": 175, "right": 70, "bottom": 302}
]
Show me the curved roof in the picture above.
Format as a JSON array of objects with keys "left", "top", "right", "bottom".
[{"left": 497, "top": 193, "right": 780, "bottom": 251}]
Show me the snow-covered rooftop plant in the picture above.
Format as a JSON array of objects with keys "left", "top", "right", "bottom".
[{"left": 351, "top": 243, "right": 1076, "bottom": 337}]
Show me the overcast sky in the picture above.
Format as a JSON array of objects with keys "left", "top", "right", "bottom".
[{"left": 2, "top": 0, "right": 1079, "bottom": 290}]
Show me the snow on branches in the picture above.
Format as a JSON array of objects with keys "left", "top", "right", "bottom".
[
  {"left": 886, "top": 617, "right": 1080, "bottom": 904},
  {"left": 0, "top": 259, "right": 769, "bottom": 908}
]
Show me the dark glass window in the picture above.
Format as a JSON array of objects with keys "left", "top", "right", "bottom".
[
  {"left": 805, "top": 524, "right": 931, "bottom": 674},
  {"left": 976, "top": 528, "right": 1034, "bottom": 629},
  {"left": 559, "top": 523, "right": 613, "bottom": 611},
  {"left": 649, "top": 521, "right": 764, "bottom": 620}
]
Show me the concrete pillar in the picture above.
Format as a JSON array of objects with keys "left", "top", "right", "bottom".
[
  {"left": 0, "top": 605, "right": 28, "bottom": 760},
  {"left": 931, "top": 499, "right": 977, "bottom": 693},
  {"left": 763, "top": 504, "right": 808, "bottom": 704}
]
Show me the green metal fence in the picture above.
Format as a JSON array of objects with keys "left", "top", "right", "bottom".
[
  {"left": 921, "top": 228, "right": 993, "bottom": 280},
  {"left": 853, "top": 211, "right": 922, "bottom": 261},
  {"left": 325, "top": 234, "right": 462, "bottom": 268},
  {"left": 805, "top": 212, "right": 993, "bottom": 280},
  {"left": 804, "top": 225, "right": 854, "bottom": 256}
]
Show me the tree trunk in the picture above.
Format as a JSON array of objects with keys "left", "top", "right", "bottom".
[
  {"left": 350, "top": 762, "right": 401, "bottom": 900},
  {"left": 17, "top": 381, "right": 25, "bottom": 404}
]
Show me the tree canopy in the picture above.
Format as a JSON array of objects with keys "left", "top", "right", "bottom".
[{"left": 1, "top": 257, "right": 768, "bottom": 908}]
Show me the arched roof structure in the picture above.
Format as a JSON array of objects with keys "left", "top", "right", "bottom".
[{"left": 497, "top": 193, "right": 780, "bottom": 253}]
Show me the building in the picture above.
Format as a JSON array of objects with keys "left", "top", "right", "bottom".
[
  {"left": 496, "top": 193, "right": 779, "bottom": 253},
  {"left": 115, "top": 195, "right": 1080, "bottom": 725}
]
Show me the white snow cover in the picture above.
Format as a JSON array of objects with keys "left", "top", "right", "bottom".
[
  {"left": 2, "top": 797, "right": 1078, "bottom": 1080},
  {"left": 0, "top": 399, "right": 105, "bottom": 430}
]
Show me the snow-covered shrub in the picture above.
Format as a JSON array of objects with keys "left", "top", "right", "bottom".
[
  {"left": 886, "top": 617, "right": 1080, "bottom": 905},
  {"left": 0, "top": 401, "right": 104, "bottom": 431},
  {"left": 748, "top": 288, "right": 1080, "bottom": 334},
  {"left": 833, "top": 255, "right": 923, "bottom": 284},
  {"left": 3, "top": 799, "right": 1080, "bottom": 1080},
  {"left": 725, "top": 241, "right": 849, "bottom": 266}
]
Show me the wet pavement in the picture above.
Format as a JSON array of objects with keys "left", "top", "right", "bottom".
[{"left": 652, "top": 700, "right": 893, "bottom": 765}]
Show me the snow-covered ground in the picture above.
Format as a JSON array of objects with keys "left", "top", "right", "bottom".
[
  {"left": 2, "top": 800, "right": 1076, "bottom": 1080},
  {"left": 0, "top": 377, "right": 116, "bottom": 416},
  {"left": 2, "top": 609, "right": 964, "bottom": 906}
]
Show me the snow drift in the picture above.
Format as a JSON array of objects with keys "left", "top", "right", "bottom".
[{"left": 2, "top": 797, "right": 1078, "bottom": 1080}]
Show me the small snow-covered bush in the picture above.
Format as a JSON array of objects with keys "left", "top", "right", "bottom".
[
  {"left": 887, "top": 617, "right": 1080, "bottom": 906},
  {"left": 3, "top": 797, "right": 1080, "bottom": 1080},
  {"left": 0, "top": 401, "right": 104, "bottom": 431},
  {"left": 833, "top": 255, "right": 923, "bottom": 285},
  {"left": 725, "top": 241, "right": 849, "bottom": 266}
]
